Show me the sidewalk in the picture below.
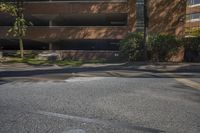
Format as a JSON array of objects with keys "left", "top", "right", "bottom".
[
  {"left": 124, "top": 62, "right": 200, "bottom": 72},
  {"left": 0, "top": 62, "right": 200, "bottom": 82},
  {"left": 0, "top": 62, "right": 200, "bottom": 72}
]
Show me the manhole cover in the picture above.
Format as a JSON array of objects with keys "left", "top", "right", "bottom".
[{"left": 63, "top": 129, "right": 85, "bottom": 133}]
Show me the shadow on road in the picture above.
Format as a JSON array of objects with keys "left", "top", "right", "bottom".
[
  {"left": 0, "top": 63, "right": 200, "bottom": 78},
  {"left": 0, "top": 79, "right": 11, "bottom": 85}
]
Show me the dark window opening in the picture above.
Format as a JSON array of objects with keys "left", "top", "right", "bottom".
[
  {"left": 0, "top": 39, "right": 120, "bottom": 51},
  {"left": 0, "top": 39, "right": 49, "bottom": 50},
  {"left": 188, "top": 0, "right": 200, "bottom": 5},
  {"left": 0, "top": 14, "right": 15, "bottom": 26},
  {"left": 26, "top": 15, "right": 50, "bottom": 26},
  {"left": 136, "top": 0, "right": 144, "bottom": 31},
  {"left": 53, "top": 40, "right": 120, "bottom": 50},
  {"left": 0, "top": 13, "right": 127, "bottom": 26},
  {"left": 52, "top": 14, "right": 127, "bottom": 26}
]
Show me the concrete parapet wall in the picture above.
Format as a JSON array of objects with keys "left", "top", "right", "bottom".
[{"left": 2, "top": 50, "right": 121, "bottom": 61}]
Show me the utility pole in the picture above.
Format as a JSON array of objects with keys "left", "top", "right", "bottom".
[{"left": 143, "top": 0, "right": 148, "bottom": 61}]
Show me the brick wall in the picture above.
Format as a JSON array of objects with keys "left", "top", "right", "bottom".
[
  {"left": 128, "top": 0, "right": 137, "bottom": 32},
  {"left": 0, "top": 27, "right": 128, "bottom": 42},
  {"left": 24, "top": 2, "right": 127, "bottom": 14},
  {"left": 186, "top": 6, "right": 200, "bottom": 14},
  {"left": 148, "top": 0, "right": 186, "bottom": 36}
]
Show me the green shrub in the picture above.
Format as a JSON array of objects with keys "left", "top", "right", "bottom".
[
  {"left": 148, "top": 34, "right": 182, "bottom": 61},
  {"left": 184, "top": 37, "right": 200, "bottom": 51},
  {"left": 185, "top": 28, "right": 200, "bottom": 37},
  {"left": 119, "top": 32, "right": 144, "bottom": 61},
  {"left": 120, "top": 33, "right": 194, "bottom": 62},
  {"left": 183, "top": 37, "right": 200, "bottom": 62}
]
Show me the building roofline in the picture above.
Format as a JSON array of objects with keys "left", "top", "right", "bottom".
[{"left": 9, "top": 0, "right": 128, "bottom": 4}]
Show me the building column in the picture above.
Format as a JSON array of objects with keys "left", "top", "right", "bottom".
[
  {"left": 49, "top": 43, "right": 53, "bottom": 51},
  {"left": 49, "top": 20, "right": 53, "bottom": 27},
  {"left": 127, "top": 0, "right": 137, "bottom": 33},
  {"left": 49, "top": 19, "right": 53, "bottom": 51}
]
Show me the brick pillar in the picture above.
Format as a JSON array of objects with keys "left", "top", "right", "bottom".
[{"left": 127, "top": 0, "right": 137, "bottom": 33}]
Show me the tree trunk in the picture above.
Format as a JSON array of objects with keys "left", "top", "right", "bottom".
[
  {"left": 143, "top": 0, "right": 148, "bottom": 61},
  {"left": 17, "top": 0, "right": 24, "bottom": 59},
  {"left": 19, "top": 37, "right": 24, "bottom": 58}
]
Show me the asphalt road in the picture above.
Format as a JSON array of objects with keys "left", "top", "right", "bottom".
[
  {"left": 0, "top": 77, "right": 200, "bottom": 133},
  {"left": 0, "top": 65, "right": 200, "bottom": 133}
]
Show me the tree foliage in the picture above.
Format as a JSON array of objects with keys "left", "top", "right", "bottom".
[
  {"left": 148, "top": 34, "right": 182, "bottom": 61},
  {"left": 119, "top": 32, "right": 144, "bottom": 61},
  {"left": 185, "top": 28, "right": 200, "bottom": 37},
  {"left": 0, "top": 0, "right": 29, "bottom": 58},
  {"left": 0, "top": 2, "right": 17, "bottom": 16},
  {"left": 119, "top": 33, "right": 183, "bottom": 62}
]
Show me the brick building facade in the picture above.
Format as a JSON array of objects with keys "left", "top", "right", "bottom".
[
  {"left": 0, "top": 0, "right": 187, "bottom": 55},
  {"left": 186, "top": 0, "right": 200, "bottom": 36}
]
